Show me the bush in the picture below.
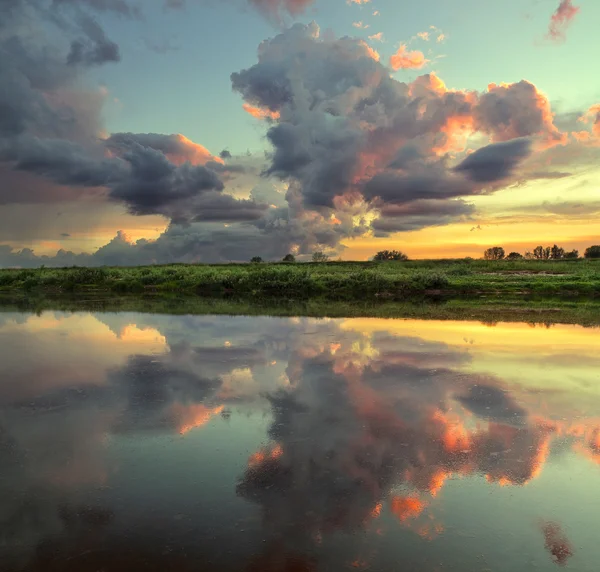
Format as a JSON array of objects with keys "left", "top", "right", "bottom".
[{"left": 373, "top": 250, "right": 409, "bottom": 261}]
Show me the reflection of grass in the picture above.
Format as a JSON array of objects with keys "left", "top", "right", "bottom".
[
  {"left": 1, "top": 259, "right": 600, "bottom": 300},
  {"left": 2, "top": 293, "right": 600, "bottom": 327}
]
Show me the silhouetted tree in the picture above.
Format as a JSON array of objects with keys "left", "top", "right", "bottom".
[
  {"left": 563, "top": 250, "right": 579, "bottom": 259},
  {"left": 373, "top": 250, "right": 409, "bottom": 261},
  {"left": 584, "top": 246, "right": 600, "bottom": 259},
  {"left": 533, "top": 246, "right": 551, "bottom": 260},
  {"left": 311, "top": 251, "right": 329, "bottom": 262},
  {"left": 250, "top": 256, "right": 263, "bottom": 263},
  {"left": 505, "top": 252, "right": 523, "bottom": 260},
  {"left": 550, "top": 244, "right": 565, "bottom": 259},
  {"left": 483, "top": 247, "right": 505, "bottom": 260},
  {"left": 282, "top": 254, "right": 296, "bottom": 263}
]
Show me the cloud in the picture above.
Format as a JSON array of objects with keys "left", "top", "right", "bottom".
[
  {"left": 242, "top": 103, "right": 281, "bottom": 121},
  {"left": 167, "top": 0, "right": 315, "bottom": 22},
  {"left": 474, "top": 81, "right": 566, "bottom": 147},
  {"left": 66, "top": 15, "right": 121, "bottom": 67},
  {"left": 52, "top": 0, "right": 142, "bottom": 18},
  {"left": 0, "top": 11, "right": 589, "bottom": 267},
  {"left": 548, "top": 0, "right": 580, "bottom": 42},
  {"left": 454, "top": 138, "right": 533, "bottom": 182},
  {"left": 372, "top": 199, "right": 475, "bottom": 234},
  {"left": 368, "top": 32, "right": 383, "bottom": 42},
  {"left": 389, "top": 45, "right": 429, "bottom": 70},
  {"left": 105, "top": 132, "right": 223, "bottom": 166}
]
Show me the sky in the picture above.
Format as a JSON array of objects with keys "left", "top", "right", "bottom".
[{"left": 0, "top": 0, "right": 599, "bottom": 265}]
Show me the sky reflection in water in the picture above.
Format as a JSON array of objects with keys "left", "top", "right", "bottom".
[{"left": 0, "top": 311, "right": 599, "bottom": 571}]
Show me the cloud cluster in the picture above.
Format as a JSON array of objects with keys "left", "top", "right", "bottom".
[
  {"left": 229, "top": 24, "right": 575, "bottom": 242},
  {"left": 0, "top": 0, "right": 269, "bottom": 232},
  {"left": 0, "top": 9, "right": 591, "bottom": 266}
]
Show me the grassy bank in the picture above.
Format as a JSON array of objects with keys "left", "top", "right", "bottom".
[
  {"left": 2, "top": 292, "right": 600, "bottom": 326},
  {"left": 1, "top": 259, "right": 600, "bottom": 300}
]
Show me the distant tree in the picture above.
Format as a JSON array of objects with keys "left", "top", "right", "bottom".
[
  {"left": 483, "top": 247, "right": 505, "bottom": 261},
  {"left": 584, "top": 246, "right": 600, "bottom": 259},
  {"left": 250, "top": 256, "right": 263, "bottom": 263},
  {"left": 533, "top": 246, "right": 551, "bottom": 260},
  {"left": 373, "top": 250, "right": 409, "bottom": 261},
  {"left": 312, "top": 251, "right": 329, "bottom": 263},
  {"left": 524, "top": 251, "right": 534, "bottom": 260},
  {"left": 282, "top": 254, "right": 296, "bottom": 263},
  {"left": 505, "top": 252, "right": 523, "bottom": 260},
  {"left": 550, "top": 244, "right": 565, "bottom": 260},
  {"left": 564, "top": 250, "right": 579, "bottom": 259}
]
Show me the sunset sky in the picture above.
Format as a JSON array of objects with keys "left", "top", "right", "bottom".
[{"left": 1, "top": 0, "right": 598, "bottom": 265}]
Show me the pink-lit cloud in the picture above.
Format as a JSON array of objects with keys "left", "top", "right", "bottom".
[
  {"left": 389, "top": 45, "right": 429, "bottom": 70},
  {"left": 548, "top": 0, "right": 580, "bottom": 42}
]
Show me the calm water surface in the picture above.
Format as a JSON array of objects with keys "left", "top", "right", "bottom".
[{"left": 1, "top": 310, "right": 599, "bottom": 571}]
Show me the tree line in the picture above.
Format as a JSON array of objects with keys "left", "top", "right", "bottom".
[
  {"left": 247, "top": 245, "right": 600, "bottom": 263},
  {"left": 484, "top": 245, "right": 600, "bottom": 260}
]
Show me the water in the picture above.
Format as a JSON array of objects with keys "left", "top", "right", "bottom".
[{"left": 1, "top": 310, "right": 599, "bottom": 571}]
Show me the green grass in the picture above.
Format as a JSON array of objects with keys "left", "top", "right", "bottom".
[{"left": 1, "top": 259, "right": 600, "bottom": 301}]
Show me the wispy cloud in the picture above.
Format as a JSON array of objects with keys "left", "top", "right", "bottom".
[{"left": 548, "top": 0, "right": 580, "bottom": 42}]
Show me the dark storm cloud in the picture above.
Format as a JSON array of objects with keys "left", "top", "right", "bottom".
[
  {"left": 67, "top": 35, "right": 120, "bottom": 66},
  {"left": 264, "top": 119, "right": 363, "bottom": 207},
  {"left": 3, "top": 135, "right": 127, "bottom": 187},
  {"left": 105, "top": 132, "right": 212, "bottom": 162},
  {"left": 108, "top": 144, "right": 224, "bottom": 214},
  {"left": 362, "top": 166, "right": 472, "bottom": 205},
  {"left": 372, "top": 199, "right": 475, "bottom": 234},
  {"left": 0, "top": 0, "right": 263, "bottom": 230},
  {"left": 453, "top": 138, "right": 533, "bottom": 183}
]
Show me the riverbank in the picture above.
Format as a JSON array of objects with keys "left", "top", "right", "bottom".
[
  {"left": 1, "top": 260, "right": 600, "bottom": 301},
  {"left": 2, "top": 292, "right": 600, "bottom": 327}
]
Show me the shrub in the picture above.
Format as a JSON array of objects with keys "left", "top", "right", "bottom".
[{"left": 373, "top": 250, "right": 409, "bottom": 261}]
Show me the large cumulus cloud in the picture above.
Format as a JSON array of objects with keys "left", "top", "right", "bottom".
[{"left": 231, "top": 23, "right": 567, "bottom": 226}]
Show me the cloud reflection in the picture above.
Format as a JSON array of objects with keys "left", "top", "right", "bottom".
[{"left": 0, "top": 312, "right": 599, "bottom": 569}]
